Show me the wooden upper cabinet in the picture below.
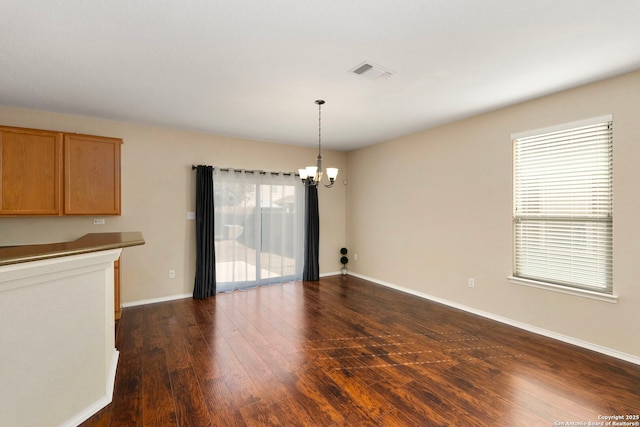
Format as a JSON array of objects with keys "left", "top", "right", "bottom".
[
  {"left": 0, "top": 125, "right": 122, "bottom": 216},
  {"left": 64, "top": 134, "right": 122, "bottom": 215},
  {"left": 0, "top": 126, "right": 63, "bottom": 215}
]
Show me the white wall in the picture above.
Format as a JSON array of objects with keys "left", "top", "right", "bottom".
[
  {"left": 346, "top": 70, "right": 640, "bottom": 359},
  {"left": 0, "top": 249, "right": 121, "bottom": 427},
  {"left": 0, "top": 106, "right": 347, "bottom": 303}
]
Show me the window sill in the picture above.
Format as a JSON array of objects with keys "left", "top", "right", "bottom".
[{"left": 508, "top": 276, "right": 618, "bottom": 303}]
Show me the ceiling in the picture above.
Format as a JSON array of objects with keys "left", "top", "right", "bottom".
[{"left": 2, "top": 1, "right": 639, "bottom": 151}]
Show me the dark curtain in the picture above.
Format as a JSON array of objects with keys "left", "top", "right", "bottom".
[
  {"left": 193, "top": 165, "right": 216, "bottom": 299},
  {"left": 303, "top": 182, "right": 320, "bottom": 281}
]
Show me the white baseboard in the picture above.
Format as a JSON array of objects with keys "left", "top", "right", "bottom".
[
  {"left": 122, "top": 275, "right": 341, "bottom": 307},
  {"left": 348, "top": 272, "right": 640, "bottom": 366},
  {"left": 106, "top": 349, "right": 119, "bottom": 400},
  {"left": 61, "top": 349, "right": 119, "bottom": 427},
  {"left": 122, "top": 293, "right": 192, "bottom": 308},
  {"left": 320, "top": 271, "right": 342, "bottom": 277}
]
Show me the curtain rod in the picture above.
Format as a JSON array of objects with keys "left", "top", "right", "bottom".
[{"left": 191, "top": 165, "right": 297, "bottom": 176}]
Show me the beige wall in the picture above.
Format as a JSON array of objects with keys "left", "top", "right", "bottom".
[
  {"left": 2, "top": 71, "right": 638, "bottom": 360},
  {"left": 346, "top": 70, "right": 640, "bottom": 358},
  {"left": 0, "top": 106, "right": 347, "bottom": 303}
]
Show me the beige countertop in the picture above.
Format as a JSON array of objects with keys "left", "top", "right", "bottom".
[{"left": 0, "top": 232, "right": 145, "bottom": 266}]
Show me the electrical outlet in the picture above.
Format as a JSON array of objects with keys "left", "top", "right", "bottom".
[
  {"left": 187, "top": 211, "right": 195, "bottom": 220},
  {"left": 169, "top": 270, "right": 176, "bottom": 279},
  {"left": 468, "top": 278, "right": 475, "bottom": 288},
  {"left": 93, "top": 218, "right": 105, "bottom": 225},
  {"left": 354, "top": 253, "right": 358, "bottom": 261}
]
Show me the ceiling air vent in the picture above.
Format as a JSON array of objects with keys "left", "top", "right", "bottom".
[
  {"left": 353, "top": 63, "right": 373, "bottom": 74},
  {"left": 350, "top": 61, "right": 393, "bottom": 81}
]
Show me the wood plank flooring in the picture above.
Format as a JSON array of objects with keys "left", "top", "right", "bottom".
[{"left": 81, "top": 275, "right": 640, "bottom": 426}]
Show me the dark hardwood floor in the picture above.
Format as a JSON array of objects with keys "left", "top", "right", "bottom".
[{"left": 81, "top": 275, "right": 640, "bottom": 426}]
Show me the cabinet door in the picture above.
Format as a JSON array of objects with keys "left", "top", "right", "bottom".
[
  {"left": 0, "top": 126, "right": 63, "bottom": 215},
  {"left": 64, "top": 134, "right": 122, "bottom": 215}
]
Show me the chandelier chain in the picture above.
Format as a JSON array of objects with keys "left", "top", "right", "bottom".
[{"left": 318, "top": 101, "right": 322, "bottom": 156}]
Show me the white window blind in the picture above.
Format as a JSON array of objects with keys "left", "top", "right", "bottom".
[{"left": 513, "top": 116, "right": 613, "bottom": 293}]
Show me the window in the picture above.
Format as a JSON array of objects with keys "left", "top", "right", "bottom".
[
  {"left": 213, "top": 168, "right": 304, "bottom": 292},
  {"left": 511, "top": 115, "right": 613, "bottom": 298}
]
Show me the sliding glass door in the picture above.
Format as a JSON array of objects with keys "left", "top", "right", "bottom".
[{"left": 213, "top": 168, "right": 303, "bottom": 292}]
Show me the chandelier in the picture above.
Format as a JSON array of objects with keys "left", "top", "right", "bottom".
[{"left": 298, "top": 100, "right": 338, "bottom": 188}]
